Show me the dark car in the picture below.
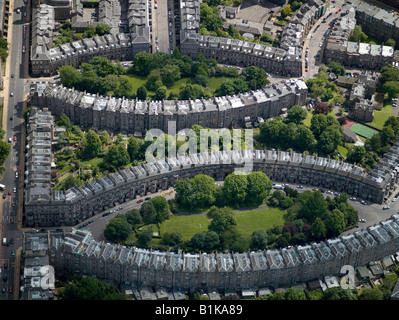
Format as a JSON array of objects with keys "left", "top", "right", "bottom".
[
  {"left": 3, "top": 274, "right": 7, "bottom": 281},
  {"left": 2, "top": 194, "right": 6, "bottom": 199},
  {"left": 145, "top": 197, "right": 151, "bottom": 201}
]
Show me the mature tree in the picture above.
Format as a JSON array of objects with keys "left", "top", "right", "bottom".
[
  {"left": 208, "top": 207, "right": 237, "bottom": 234},
  {"left": 83, "top": 24, "right": 96, "bottom": 38},
  {"left": 99, "top": 130, "right": 112, "bottom": 146},
  {"left": 132, "top": 51, "right": 153, "bottom": 76},
  {"left": 137, "top": 228, "right": 153, "bottom": 247},
  {"left": 383, "top": 81, "right": 399, "bottom": 99},
  {"left": 104, "top": 215, "right": 132, "bottom": 242},
  {"left": 328, "top": 62, "right": 346, "bottom": 76},
  {"left": 349, "top": 25, "right": 368, "bottom": 43},
  {"left": 285, "top": 288, "right": 307, "bottom": 300},
  {"left": 216, "top": 80, "right": 237, "bottom": 96},
  {"left": 191, "top": 174, "right": 217, "bottom": 208},
  {"left": 346, "top": 146, "right": 366, "bottom": 164},
  {"left": 95, "top": 23, "right": 111, "bottom": 36},
  {"left": 103, "top": 144, "right": 130, "bottom": 170},
  {"left": 321, "top": 287, "right": 355, "bottom": 300},
  {"left": 325, "top": 209, "right": 345, "bottom": 237},
  {"left": 311, "top": 217, "right": 327, "bottom": 240},
  {"left": 299, "top": 190, "right": 327, "bottom": 222},
  {"left": 114, "top": 76, "right": 133, "bottom": 98},
  {"left": 241, "top": 66, "right": 270, "bottom": 90},
  {"left": 154, "top": 86, "right": 168, "bottom": 100},
  {"left": 127, "top": 136, "right": 141, "bottom": 161},
  {"left": 59, "top": 65, "right": 82, "bottom": 88},
  {"left": 358, "top": 288, "right": 384, "bottom": 300},
  {"left": 89, "top": 56, "right": 117, "bottom": 77},
  {"left": 317, "top": 126, "right": 342, "bottom": 154},
  {"left": 380, "top": 65, "right": 399, "bottom": 87},
  {"left": 126, "top": 209, "right": 142, "bottom": 229},
  {"left": 162, "top": 232, "right": 182, "bottom": 246},
  {"left": 246, "top": 171, "right": 273, "bottom": 206},
  {"left": 287, "top": 105, "right": 307, "bottom": 124},
  {"left": 82, "top": 129, "right": 102, "bottom": 159},
  {"left": 223, "top": 172, "right": 249, "bottom": 208},
  {"left": 137, "top": 86, "right": 148, "bottom": 100},
  {"left": 191, "top": 231, "right": 220, "bottom": 250},
  {"left": 294, "top": 125, "right": 316, "bottom": 151},
  {"left": 380, "top": 125, "right": 396, "bottom": 144},
  {"left": 314, "top": 102, "right": 330, "bottom": 115},
  {"left": 145, "top": 68, "right": 163, "bottom": 91},
  {"left": 149, "top": 196, "right": 170, "bottom": 223},
  {"left": 250, "top": 229, "right": 268, "bottom": 250},
  {"left": 60, "top": 174, "right": 82, "bottom": 190},
  {"left": 200, "top": 3, "right": 223, "bottom": 32},
  {"left": 281, "top": 5, "right": 293, "bottom": 17},
  {"left": 140, "top": 201, "right": 157, "bottom": 224},
  {"left": 160, "top": 64, "right": 181, "bottom": 87}
]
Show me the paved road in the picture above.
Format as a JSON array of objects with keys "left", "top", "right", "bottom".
[
  {"left": 152, "top": 0, "right": 174, "bottom": 54},
  {"left": 0, "top": 0, "right": 30, "bottom": 300},
  {"left": 303, "top": 1, "right": 346, "bottom": 81}
]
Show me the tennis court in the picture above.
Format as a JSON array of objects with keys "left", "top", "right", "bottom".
[{"left": 350, "top": 123, "right": 379, "bottom": 139}]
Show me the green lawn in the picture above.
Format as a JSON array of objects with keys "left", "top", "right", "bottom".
[
  {"left": 365, "top": 104, "right": 392, "bottom": 130},
  {"left": 124, "top": 74, "right": 231, "bottom": 99},
  {"left": 337, "top": 145, "right": 348, "bottom": 157},
  {"left": 207, "top": 77, "right": 230, "bottom": 92},
  {"left": 234, "top": 207, "right": 285, "bottom": 236},
  {"left": 125, "top": 74, "right": 152, "bottom": 96},
  {"left": 160, "top": 214, "right": 211, "bottom": 240},
  {"left": 159, "top": 207, "right": 286, "bottom": 240}
]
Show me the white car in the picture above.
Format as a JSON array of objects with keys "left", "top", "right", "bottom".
[{"left": 13, "top": 187, "right": 16, "bottom": 193}]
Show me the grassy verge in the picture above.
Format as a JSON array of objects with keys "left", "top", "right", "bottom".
[
  {"left": 158, "top": 206, "right": 286, "bottom": 241},
  {"left": 365, "top": 103, "right": 392, "bottom": 131}
]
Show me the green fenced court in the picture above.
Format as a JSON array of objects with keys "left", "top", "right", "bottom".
[{"left": 349, "top": 123, "right": 379, "bottom": 139}]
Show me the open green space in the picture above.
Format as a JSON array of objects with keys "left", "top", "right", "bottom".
[
  {"left": 124, "top": 74, "right": 232, "bottom": 99},
  {"left": 365, "top": 104, "right": 393, "bottom": 131},
  {"left": 159, "top": 214, "right": 211, "bottom": 241},
  {"left": 234, "top": 207, "right": 285, "bottom": 236},
  {"left": 159, "top": 207, "right": 286, "bottom": 241}
]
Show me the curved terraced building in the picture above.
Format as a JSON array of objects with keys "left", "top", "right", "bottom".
[
  {"left": 43, "top": 214, "right": 399, "bottom": 292},
  {"left": 24, "top": 106, "right": 393, "bottom": 228}
]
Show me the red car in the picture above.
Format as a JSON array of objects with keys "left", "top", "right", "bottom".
[
  {"left": 13, "top": 136, "right": 16, "bottom": 141},
  {"left": 305, "top": 68, "right": 308, "bottom": 72},
  {"left": 12, "top": 202, "right": 15, "bottom": 207},
  {"left": 8, "top": 287, "right": 12, "bottom": 293},
  {"left": 8, "top": 191, "right": 11, "bottom": 195},
  {"left": 137, "top": 199, "right": 144, "bottom": 204}
]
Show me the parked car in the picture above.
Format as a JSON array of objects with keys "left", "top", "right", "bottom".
[{"left": 383, "top": 206, "right": 390, "bottom": 210}]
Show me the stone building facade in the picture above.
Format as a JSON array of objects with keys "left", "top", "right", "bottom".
[
  {"left": 30, "top": 0, "right": 150, "bottom": 76},
  {"left": 24, "top": 138, "right": 394, "bottom": 227},
  {"left": 22, "top": 214, "right": 399, "bottom": 293},
  {"left": 323, "top": 1, "right": 399, "bottom": 68},
  {"left": 29, "top": 79, "right": 308, "bottom": 134}
]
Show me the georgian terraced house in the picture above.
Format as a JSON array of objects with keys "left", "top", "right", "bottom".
[{"left": 20, "top": 214, "right": 399, "bottom": 296}]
